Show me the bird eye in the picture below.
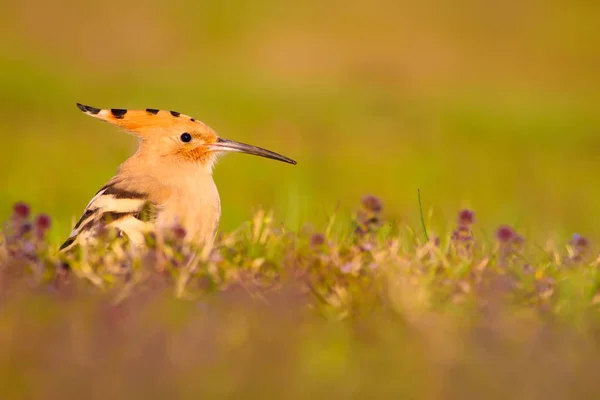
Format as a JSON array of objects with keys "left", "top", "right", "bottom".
[{"left": 180, "top": 133, "right": 192, "bottom": 143}]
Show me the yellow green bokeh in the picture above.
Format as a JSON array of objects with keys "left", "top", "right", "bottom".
[{"left": 1, "top": 0, "right": 598, "bottom": 244}]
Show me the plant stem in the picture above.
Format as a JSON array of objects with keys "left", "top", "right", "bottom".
[{"left": 418, "top": 189, "right": 429, "bottom": 242}]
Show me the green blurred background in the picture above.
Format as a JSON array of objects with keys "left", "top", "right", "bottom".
[{"left": 0, "top": 0, "right": 598, "bottom": 244}]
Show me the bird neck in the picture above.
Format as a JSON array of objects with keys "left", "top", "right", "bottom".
[{"left": 121, "top": 146, "right": 215, "bottom": 181}]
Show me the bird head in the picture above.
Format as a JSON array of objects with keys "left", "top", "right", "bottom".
[{"left": 76, "top": 103, "right": 297, "bottom": 170}]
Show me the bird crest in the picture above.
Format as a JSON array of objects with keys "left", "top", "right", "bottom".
[
  {"left": 75, "top": 103, "right": 296, "bottom": 165},
  {"left": 76, "top": 103, "right": 211, "bottom": 139}
]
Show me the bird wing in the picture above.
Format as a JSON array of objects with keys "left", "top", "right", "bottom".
[{"left": 59, "top": 179, "right": 163, "bottom": 253}]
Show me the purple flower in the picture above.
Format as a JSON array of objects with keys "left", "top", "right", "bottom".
[
  {"left": 21, "top": 222, "right": 32, "bottom": 235},
  {"left": 496, "top": 225, "right": 515, "bottom": 243},
  {"left": 13, "top": 202, "right": 30, "bottom": 219},
  {"left": 570, "top": 233, "right": 589, "bottom": 249},
  {"left": 451, "top": 226, "right": 473, "bottom": 245},
  {"left": 310, "top": 233, "right": 326, "bottom": 247},
  {"left": 458, "top": 209, "right": 475, "bottom": 227},
  {"left": 35, "top": 214, "right": 51, "bottom": 231},
  {"left": 361, "top": 195, "right": 383, "bottom": 213}
]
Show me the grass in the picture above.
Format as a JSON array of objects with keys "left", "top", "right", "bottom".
[{"left": 2, "top": 198, "right": 600, "bottom": 398}]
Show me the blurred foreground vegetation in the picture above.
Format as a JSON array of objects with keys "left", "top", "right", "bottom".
[{"left": 2, "top": 199, "right": 600, "bottom": 398}]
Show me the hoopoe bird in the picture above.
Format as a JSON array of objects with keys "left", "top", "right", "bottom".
[{"left": 59, "top": 103, "right": 296, "bottom": 253}]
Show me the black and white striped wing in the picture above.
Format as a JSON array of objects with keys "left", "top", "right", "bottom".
[{"left": 59, "top": 184, "right": 157, "bottom": 252}]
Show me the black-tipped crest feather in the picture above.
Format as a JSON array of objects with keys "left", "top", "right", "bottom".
[
  {"left": 76, "top": 103, "right": 101, "bottom": 115},
  {"left": 111, "top": 109, "right": 128, "bottom": 119}
]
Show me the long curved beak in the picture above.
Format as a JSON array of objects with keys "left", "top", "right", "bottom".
[{"left": 207, "top": 138, "right": 297, "bottom": 165}]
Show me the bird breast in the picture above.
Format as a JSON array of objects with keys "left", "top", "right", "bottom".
[{"left": 156, "top": 175, "right": 221, "bottom": 246}]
